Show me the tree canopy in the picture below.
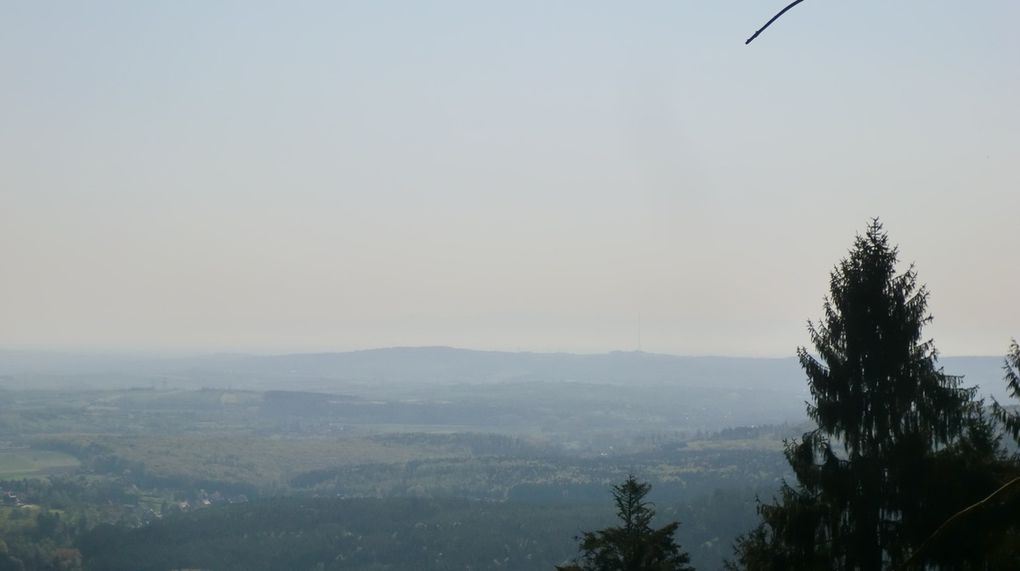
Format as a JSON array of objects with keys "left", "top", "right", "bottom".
[
  {"left": 992, "top": 340, "right": 1020, "bottom": 441},
  {"left": 728, "top": 220, "right": 1017, "bottom": 570},
  {"left": 558, "top": 476, "right": 694, "bottom": 571}
]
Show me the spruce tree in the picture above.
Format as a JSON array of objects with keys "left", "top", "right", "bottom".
[
  {"left": 728, "top": 220, "right": 1004, "bottom": 570},
  {"left": 992, "top": 339, "right": 1020, "bottom": 440},
  {"left": 558, "top": 476, "right": 694, "bottom": 571}
]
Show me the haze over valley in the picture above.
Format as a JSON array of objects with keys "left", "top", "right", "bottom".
[{"left": 3, "top": 1, "right": 1019, "bottom": 570}]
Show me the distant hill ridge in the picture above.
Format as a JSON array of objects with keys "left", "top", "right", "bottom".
[{"left": 0, "top": 347, "right": 1011, "bottom": 398}]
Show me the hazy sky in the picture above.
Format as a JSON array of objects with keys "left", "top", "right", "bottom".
[{"left": 2, "top": 1, "right": 1018, "bottom": 356}]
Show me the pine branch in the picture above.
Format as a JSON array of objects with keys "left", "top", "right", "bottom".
[
  {"left": 895, "top": 475, "right": 1020, "bottom": 570},
  {"left": 745, "top": 0, "right": 808, "bottom": 45}
]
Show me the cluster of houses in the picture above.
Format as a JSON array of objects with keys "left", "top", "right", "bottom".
[
  {"left": 119, "top": 490, "right": 252, "bottom": 527},
  {"left": 172, "top": 490, "right": 249, "bottom": 513},
  {"left": 1, "top": 490, "right": 22, "bottom": 507}
]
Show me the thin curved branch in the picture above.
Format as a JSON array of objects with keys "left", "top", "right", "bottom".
[
  {"left": 895, "top": 475, "right": 1020, "bottom": 570},
  {"left": 745, "top": 0, "right": 808, "bottom": 45}
]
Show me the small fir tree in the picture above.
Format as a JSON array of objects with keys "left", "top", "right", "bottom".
[{"left": 558, "top": 476, "right": 694, "bottom": 571}]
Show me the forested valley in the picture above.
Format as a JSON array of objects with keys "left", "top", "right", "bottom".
[
  {"left": 2, "top": 222, "right": 1019, "bottom": 570},
  {"left": 0, "top": 360, "right": 798, "bottom": 570}
]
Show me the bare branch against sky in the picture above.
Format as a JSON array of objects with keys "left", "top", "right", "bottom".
[
  {"left": 745, "top": 0, "right": 808, "bottom": 45},
  {"left": 2, "top": 2, "right": 1018, "bottom": 356}
]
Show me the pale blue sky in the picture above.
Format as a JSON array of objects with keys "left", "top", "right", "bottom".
[{"left": 2, "top": 1, "right": 1018, "bottom": 355}]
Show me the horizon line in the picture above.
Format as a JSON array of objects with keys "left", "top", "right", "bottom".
[{"left": 0, "top": 344, "right": 1008, "bottom": 361}]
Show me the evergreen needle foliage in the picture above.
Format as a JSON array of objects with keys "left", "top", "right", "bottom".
[
  {"left": 558, "top": 476, "right": 694, "bottom": 571},
  {"left": 727, "top": 220, "right": 1018, "bottom": 570},
  {"left": 991, "top": 340, "right": 1020, "bottom": 441}
]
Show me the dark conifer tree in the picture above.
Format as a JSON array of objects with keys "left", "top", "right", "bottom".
[
  {"left": 992, "top": 339, "right": 1020, "bottom": 440},
  {"left": 727, "top": 220, "right": 1008, "bottom": 570},
  {"left": 558, "top": 476, "right": 694, "bottom": 571}
]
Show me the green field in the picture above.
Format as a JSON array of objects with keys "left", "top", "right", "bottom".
[{"left": 0, "top": 449, "right": 80, "bottom": 479}]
